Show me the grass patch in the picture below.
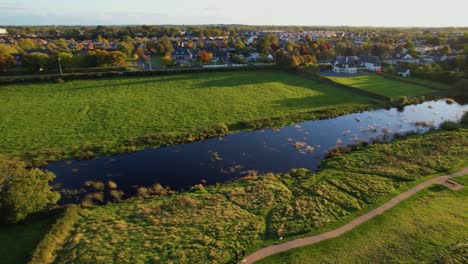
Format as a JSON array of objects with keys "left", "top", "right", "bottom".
[
  {"left": 0, "top": 216, "right": 56, "bottom": 264},
  {"left": 328, "top": 75, "right": 434, "bottom": 98},
  {"left": 47, "top": 129, "right": 468, "bottom": 263},
  {"left": 0, "top": 70, "right": 376, "bottom": 162},
  {"left": 259, "top": 174, "right": 468, "bottom": 264}
]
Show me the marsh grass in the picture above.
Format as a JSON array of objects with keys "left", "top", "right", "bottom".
[
  {"left": 259, "top": 174, "right": 468, "bottom": 264},
  {"left": 47, "top": 129, "right": 468, "bottom": 263}
]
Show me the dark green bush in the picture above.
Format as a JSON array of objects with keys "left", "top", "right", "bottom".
[
  {"left": 461, "top": 111, "right": 468, "bottom": 126},
  {"left": 392, "top": 96, "right": 409, "bottom": 107},
  {"left": 439, "top": 121, "right": 461, "bottom": 131}
]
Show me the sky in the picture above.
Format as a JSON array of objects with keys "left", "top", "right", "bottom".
[{"left": 0, "top": 0, "right": 467, "bottom": 27}]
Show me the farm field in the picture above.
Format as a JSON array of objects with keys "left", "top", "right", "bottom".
[
  {"left": 0, "top": 70, "right": 377, "bottom": 160},
  {"left": 41, "top": 129, "right": 468, "bottom": 264},
  {"left": 328, "top": 74, "right": 434, "bottom": 98},
  {"left": 258, "top": 175, "right": 468, "bottom": 264}
]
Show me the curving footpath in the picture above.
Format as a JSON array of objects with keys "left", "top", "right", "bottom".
[{"left": 244, "top": 167, "right": 468, "bottom": 264}]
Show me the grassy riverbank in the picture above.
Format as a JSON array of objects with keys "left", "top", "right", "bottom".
[
  {"left": 259, "top": 175, "right": 468, "bottom": 263},
  {"left": 0, "top": 70, "right": 379, "bottom": 163},
  {"left": 0, "top": 216, "right": 57, "bottom": 264},
  {"left": 40, "top": 129, "right": 468, "bottom": 264},
  {"left": 328, "top": 75, "right": 434, "bottom": 98}
]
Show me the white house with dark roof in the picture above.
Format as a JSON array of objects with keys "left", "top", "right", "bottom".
[
  {"left": 332, "top": 56, "right": 381, "bottom": 74},
  {"left": 360, "top": 56, "right": 381, "bottom": 71},
  {"left": 332, "top": 56, "right": 361, "bottom": 74}
]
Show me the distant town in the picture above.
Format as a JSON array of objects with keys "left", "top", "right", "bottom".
[{"left": 0, "top": 26, "right": 467, "bottom": 84}]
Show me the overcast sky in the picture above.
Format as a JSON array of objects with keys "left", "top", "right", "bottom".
[{"left": 1, "top": 0, "right": 467, "bottom": 26}]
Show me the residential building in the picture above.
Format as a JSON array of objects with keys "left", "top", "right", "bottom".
[
  {"left": 360, "top": 56, "right": 382, "bottom": 71},
  {"left": 171, "top": 48, "right": 193, "bottom": 63},
  {"left": 332, "top": 56, "right": 381, "bottom": 74}
]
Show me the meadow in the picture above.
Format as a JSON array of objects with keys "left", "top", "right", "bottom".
[
  {"left": 259, "top": 175, "right": 468, "bottom": 264},
  {"left": 0, "top": 70, "right": 378, "bottom": 162},
  {"left": 41, "top": 129, "right": 468, "bottom": 264},
  {"left": 328, "top": 74, "right": 434, "bottom": 98}
]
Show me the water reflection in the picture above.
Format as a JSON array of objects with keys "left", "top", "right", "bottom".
[{"left": 47, "top": 100, "right": 467, "bottom": 202}]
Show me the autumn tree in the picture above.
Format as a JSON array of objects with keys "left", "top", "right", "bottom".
[
  {"left": 17, "top": 38, "right": 37, "bottom": 51},
  {"left": 156, "top": 36, "right": 174, "bottom": 55},
  {"left": 197, "top": 50, "right": 213, "bottom": 64},
  {"left": 23, "top": 52, "right": 50, "bottom": 71},
  {"left": 134, "top": 48, "right": 145, "bottom": 60},
  {"left": 334, "top": 42, "right": 347, "bottom": 56},
  {"left": 235, "top": 38, "right": 245, "bottom": 52},
  {"left": 0, "top": 54, "right": 15, "bottom": 71},
  {"left": 117, "top": 41, "right": 134, "bottom": 58},
  {"left": 257, "top": 38, "right": 272, "bottom": 55},
  {"left": 186, "top": 40, "right": 194, "bottom": 49}
]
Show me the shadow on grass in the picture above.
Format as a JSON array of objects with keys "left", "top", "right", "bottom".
[
  {"left": 0, "top": 212, "right": 59, "bottom": 264},
  {"left": 428, "top": 184, "right": 449, "bottom": 193},
  {"left": 57, "top": 75, "right": 199, "bottom": 91}
]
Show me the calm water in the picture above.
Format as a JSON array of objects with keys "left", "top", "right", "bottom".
[{"left": 47, "top": 100, "right": 467, "bottom": 202}]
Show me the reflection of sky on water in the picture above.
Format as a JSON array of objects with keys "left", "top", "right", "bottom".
[{"left": 47, "top": 100, "right": 467, "bottom": 202}]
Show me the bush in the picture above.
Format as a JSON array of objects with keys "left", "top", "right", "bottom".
[
  {"left": 461, "top": 111, "right": 468, "bottom": 126},
  {"left": 453, "top": 79, "right": 468, "bottom": 94},
  {"left": 0, "top": 156, "right": 60, "bottom": 223},
  {"left": 392, "top": 96, "right": 409, "bottom": 107},
  {"left": 445, "top": 98, "right": 456, "bottom": 104},
  {"left": 439, "top": 121, "right": 461, "bottom": 131}
]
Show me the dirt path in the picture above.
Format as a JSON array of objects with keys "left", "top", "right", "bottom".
[{"left": 244, "top": 167, "right": 468, "bottom": 264}]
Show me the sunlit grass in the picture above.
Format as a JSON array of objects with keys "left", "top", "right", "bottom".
[
  {"left": 328, "top": 75, "right": 433, "bottom": 98},
  {"left": 259, "top": 174, "right": 468, "bottom": 263},
  {"left": 0, "top": 71, "right": 374, "bottom": 158}
]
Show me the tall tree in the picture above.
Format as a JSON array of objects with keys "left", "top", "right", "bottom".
[{"left": 0, "top": 54, "right": 15, "bottom": 71}]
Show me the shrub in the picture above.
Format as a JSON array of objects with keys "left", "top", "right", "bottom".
[
  {"left": 461, "top": 111, "right": 468, "bottom": 126},
  {"left": 190, "top": 184, "right": 206, "bottom": 192},
  {"left": 108, "top": 190, "right": 124, "bottom": 202},
  {"left": 392, "top": 96, "right": 409, "bottom": 107},
  {"left": 136, "top": 184, "right": 174, "bottom": 198},
  {"left": 107, "top": 181, "right": 118, "bottom": 189},
  {"left": 84, "top": 181, "right": 105, "bottom": 191},
  {"left": 445, "top": 98, "right": 456, "bottom": 104},
  {"left": 453, "top": 79, "right": 468, "bottom": 94},
  {"left": 0, "top": 156, "right": 60, "bottom": 223},
  {"left": 439, "top": 121, "right": 461, "bottom": 131}
]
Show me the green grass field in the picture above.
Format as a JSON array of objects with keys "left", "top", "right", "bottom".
[
  {"left": 0, "top": 70, "right": 376, "bottom": 160},
  {"left": 0, "top": 217, "right": 56, "bottom": 264},
  {"left": 45, "top": 129, "right": 468, "bottom": 264},
  {"left": 328, "top": 75, "right": 434, "bottom": 98},
  {"left": 259, "top": 175, "right": 468, "bottom": 264}
]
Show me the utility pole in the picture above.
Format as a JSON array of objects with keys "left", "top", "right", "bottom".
[{"left": 58, "top": 57, "right": 63, "bottom": 75}]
